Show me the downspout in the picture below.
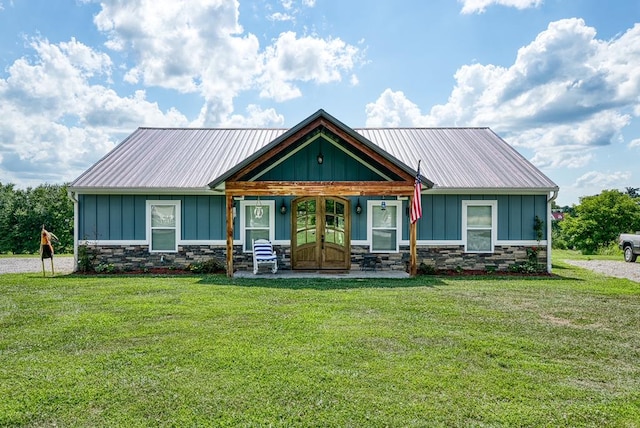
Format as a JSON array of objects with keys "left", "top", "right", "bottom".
[
  {"left": 546, "top": 190, "right": 559, "bottom": 273},
  {"left": 67, "top": 190, "right": 79, "bottom": 272}
]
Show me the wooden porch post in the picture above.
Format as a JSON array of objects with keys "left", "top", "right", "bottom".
[
  {"left": 226, "top": 193, "right": 234, "bottom": 277},
  {"left": 409, "top": 193, "right": 418, "bottom": 276}
]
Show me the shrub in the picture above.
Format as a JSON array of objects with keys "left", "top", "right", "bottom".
[
  {"left": 187, "top": 258, "right": 225, "bottom": 274},
  {"left": 95, "top": 263, "right": 116, "bottom": 274},
  {"left": 417, "top": 262, "right": 436, "bottom": 275},
  {"left": 77, "top": 244, "right": 95, "bottom": 273},
  {"left": 509, "top": 247, "right": 544, "bottom": 273},
  {"left": 597, "top": 241, "right": 622, "bottom": 256}
]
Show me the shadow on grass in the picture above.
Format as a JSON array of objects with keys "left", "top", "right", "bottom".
[{"left": 198, "top": 275, "right": 445, "bottom": 290}]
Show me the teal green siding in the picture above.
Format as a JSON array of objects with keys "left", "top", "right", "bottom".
[
  {"left": 78, "top": 194, "right": 227, "bottom": 241},
  {"left": 351, "top": 197, "right": 369, "bottom": 241},
  {"left": 79, "top": 193, "right": 548, "bottom": 244},
  {"left": 275, "top": 197, "right": 292, "bottom": 241},
  {"left": 79, "top": 195, "right": 146, "bottom": 240},
  {"left": 413, "top": 194, "right": 547, "bottom": 241},
  {"left": 497, "top": 194, "right": 547, "bottom": 240},
  {"left": 259, "top": 138, "right": 387, "bottom": 182}
]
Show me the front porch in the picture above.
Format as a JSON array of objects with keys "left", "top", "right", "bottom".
[{"left": 219, "top": 114, "right": 425, "bottom": 278}]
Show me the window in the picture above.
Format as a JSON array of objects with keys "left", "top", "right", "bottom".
[
  {"left": 241, "top": 200, "right": 275, "bottom": 252},
  {"left": 368, "top": 200, "right": 401, "bottom": 252},
  {"left": 462, "top": 200, "right": 497, "bottom": 253},
  {"left": 147, "top": 200, "right": 181, "bottom": 252}
]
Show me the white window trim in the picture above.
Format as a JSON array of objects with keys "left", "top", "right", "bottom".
[
  {"left": 146, "top": 200, "right": 181, "bottom": 253},
  {"left": 462, "top": 200, "right": 497, "bottom": 253},
  {"left": 240, "top": 200, "right": 275, "bottom": 252},
  {"left": 367, "top": 200, "right": 402, "bottom": 253}
]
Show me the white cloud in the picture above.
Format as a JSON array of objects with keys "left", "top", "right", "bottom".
[
  {"left": 630, "top": 138, "right": 640, "bottom": 148},
  {"left": 0, "top": 37, "right": 188, "bottom": 186},
  {"left": 459, "top": 0, "right": 543, "bottom": 14},
  {"left": 365, "top": 89, "right": 433, "bottom": 127},
  {"left": 92, "top": 0, "right": 361, "bottom": 122},
  {"left": 574, "top": 170, "right": 631, "bottom": 189},
  {"left": 220, "top": 105, "right": 285, "bottom": 127},
  {"left": 268, "top": 12, "right": 295, "bottom": 22},
  {"left": 259, "top": 31, "right": 360, "bottom": 102},
  {"left": 366, "top": 19, "right": 640, "bottom": 171}
]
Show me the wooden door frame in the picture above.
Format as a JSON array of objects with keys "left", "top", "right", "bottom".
[{"left": 291, "top": 196, "right": 350, "bottom": 270}]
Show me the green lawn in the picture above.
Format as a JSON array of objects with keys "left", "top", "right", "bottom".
[
  {"left": 1, "top": 263, "right": 639, "bottom": 426},
  {"left": 553, "top": 249, "right": 624, "bottom": 261}
]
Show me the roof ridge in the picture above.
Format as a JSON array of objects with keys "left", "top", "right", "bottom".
[
  {"left": 354, "top": 127, "right": 491, "bottom": 130},
  {"left": 137, "top": 127, "right": 290, "bottom": 131},
  {"left": 135, "top": 126, "right": 492, "bottom": 131}
]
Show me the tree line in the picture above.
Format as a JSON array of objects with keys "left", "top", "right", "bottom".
[
  {"left": 0, "top": 183, "right": 74, "bottom": 254},
  {"left": 554, "top": 188, "right": 640, "bottom": 254}
]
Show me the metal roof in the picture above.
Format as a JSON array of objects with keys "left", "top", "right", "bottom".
[
  {"left": 70, "top": 127, "right": 288, "bottom": 190},
  {"left": 358, "top": 127, "right": 558, "bottom": 190},
  {"left": 70, "top": 120, "right": 558, "bottom": 192}
]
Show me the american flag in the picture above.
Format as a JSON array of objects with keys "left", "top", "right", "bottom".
[{"left": 410, "top": 161, "right": 422, "bottom": 224}]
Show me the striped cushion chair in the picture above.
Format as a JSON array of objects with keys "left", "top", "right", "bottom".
[{"left": 252, "top": 239, "right": 278, "bottom": 274}]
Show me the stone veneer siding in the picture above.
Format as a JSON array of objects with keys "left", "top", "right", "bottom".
[{"left": 82, "top": 243, "right": 545, "bottom": 273}]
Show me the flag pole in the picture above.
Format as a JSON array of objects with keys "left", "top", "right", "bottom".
[
  {"left": 409, "top": 160, "right": 422, "bottom": 276},
  {"left": 410, "top": 206, "right": 417, "bottom": 276}
]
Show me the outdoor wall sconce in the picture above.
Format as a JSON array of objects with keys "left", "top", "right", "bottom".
[
  {"left": 381, "top": 200, "right": 386, "bottom": 211},
  {"left": 317, "top": 151, "right": 324, "bottom": 164},
  {"left": 355, "top": 199, "right": 362, "bottom": 215},
  {"left": 280, "top": 199, "right": 287, "bottom": 215}
]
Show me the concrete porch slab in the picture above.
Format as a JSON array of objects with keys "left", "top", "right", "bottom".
[{"left": 234, "top": 269, "right": 410, "bottom": 279}]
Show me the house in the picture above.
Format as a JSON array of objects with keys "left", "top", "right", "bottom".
[{"left": 68, "top": 109, "right": 559, "bottom": 276}]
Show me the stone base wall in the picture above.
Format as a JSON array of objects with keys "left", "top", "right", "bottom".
[
  {"left": 415, "top": 245, "right": 547, "bottom": 272},
  {"left": 85, "top": 244, "right": 228, "bottom": 271},
  {"left": 81, "top": 243, "right": 546, "bottom": 273}
]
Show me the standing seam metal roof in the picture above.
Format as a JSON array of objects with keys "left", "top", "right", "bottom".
[{"left": 70, "top": 126, "right": 557, "bottom": 191}]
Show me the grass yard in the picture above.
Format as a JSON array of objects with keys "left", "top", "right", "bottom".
[{"left": 1, "top": 262, "right": 639, "bottom": 427}]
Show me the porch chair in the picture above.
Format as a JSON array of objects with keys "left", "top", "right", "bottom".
[{"left": 252, "top": 239, "right": 278, "bottom": 274}]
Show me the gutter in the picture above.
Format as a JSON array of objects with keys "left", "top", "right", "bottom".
[
  {"left": 67, "top": 190, "right": 79, "bottom": 272},
  {"left": 546, "top": 190, "right": 559, "bottom": 273}
]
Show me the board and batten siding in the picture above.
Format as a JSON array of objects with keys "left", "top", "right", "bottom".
[
  {"left": 257, "top": 138, "right": 391, "bottom": 182},
  {"left": 78, "top": 194, "right": 228, "bottom": 241},
  {"left": 78, "top": 193, "right": 548, "bottom": 244},
  {"left": 416, "top": 194, "right": 548, "bottom": 241}
]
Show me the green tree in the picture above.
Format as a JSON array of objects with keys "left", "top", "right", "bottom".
[
  {"left": 560, "top": 189, "right": 640, "bottom": 254},
  {"left": 0, "top": 183, "right": 17, "bottom": 252},
  {"left": 0, "top": 183, "right": 73, "bottom": 254}
]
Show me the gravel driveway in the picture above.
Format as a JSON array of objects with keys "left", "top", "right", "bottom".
[
  {"left": 562, "top": 259, "right": 640, "bottom": 283},
  {"left": 0, "top": 257, "right": 75, "bottom": 275}
]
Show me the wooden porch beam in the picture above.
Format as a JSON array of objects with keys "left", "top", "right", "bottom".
[{"left": 225, "top": 181, "right": 414, "bottom": 196}]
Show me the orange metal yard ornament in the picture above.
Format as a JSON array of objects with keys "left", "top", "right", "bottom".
[{"left": 40, "top": 225, "right": 59, "bottom": 277}]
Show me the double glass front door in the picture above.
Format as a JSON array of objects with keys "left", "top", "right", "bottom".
[{"left": 291, "top": 196, "right": 350, "bottom": 270}]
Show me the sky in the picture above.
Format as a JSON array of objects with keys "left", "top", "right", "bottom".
[{"left": 0, "top": 0, "right": 639, "bottom": 206}]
